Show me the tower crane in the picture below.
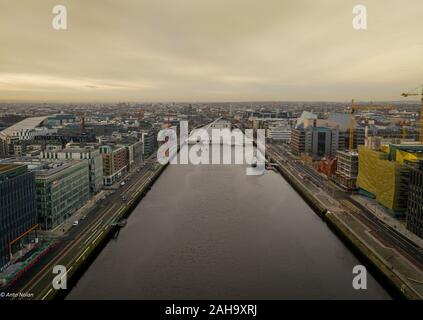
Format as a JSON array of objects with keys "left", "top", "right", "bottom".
[{"left": 401, "top": 84, "right": 423, "bottom": 143}]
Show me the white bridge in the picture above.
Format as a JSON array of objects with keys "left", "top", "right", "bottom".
[{"left": 188, "top": 118, "right": 233, "bottom": 145}]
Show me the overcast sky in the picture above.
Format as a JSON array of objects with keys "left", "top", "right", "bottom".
[{"left": 0, "top": 0, "right": 422, "bottom": 102}]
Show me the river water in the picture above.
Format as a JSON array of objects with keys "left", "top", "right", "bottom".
[{"left": 67, "top": 147, "right": 390, "bottom": 299}]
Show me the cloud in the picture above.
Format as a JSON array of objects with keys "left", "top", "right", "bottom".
[
  {"left": 0, "top": 73, "right": 154, "bottom": 92},
  {"left": 0, "top": 0, "right": 422, "bottom": 101}
]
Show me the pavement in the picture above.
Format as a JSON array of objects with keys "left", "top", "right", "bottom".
[
  {"left": 334, "top": 209, "right": 423, "bottom": 298},
  {"left": 352, "top": 195, "right": 423, "bottom": 249}
]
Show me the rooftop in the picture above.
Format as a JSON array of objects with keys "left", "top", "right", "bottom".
[
  {"left": 0, "top": 163, "right": 28, "bottom": 180},
  {"left": 59, "top": 146, "right": 98, "bottom": 153},
  {"left": 33, "top": 161, "right": 75, "bottom": 177},
  {"left": 0, "top": 116, "right": 48, "bottom": 137},
  {"left": 0, "top": 163, "right": 21, "bottom": 173},
  {"left": 0, "top": 158, "right": 81, "bottom": 177},
  {"left": 337, "top": 150, "right": 359, "bottom": 156}
]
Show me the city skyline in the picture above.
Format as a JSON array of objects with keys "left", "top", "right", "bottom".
[{"left": 1, "top": 0, "right": 423, "bottom": 102}]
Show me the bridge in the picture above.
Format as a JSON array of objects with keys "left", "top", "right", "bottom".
[{"left": 188, "top": 118, "right": 232, "bottom": 145}]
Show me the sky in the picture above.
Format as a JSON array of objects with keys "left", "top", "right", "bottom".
[{"left": 0, "top": 0, "right": 422, "bottom": 102}]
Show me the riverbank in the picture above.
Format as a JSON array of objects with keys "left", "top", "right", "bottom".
[
  {"left": 266, "top": 151, "right": 423, "bottom": 300},
  {"left": 50, "top": 163, "right": 168, "bottom": 300}
]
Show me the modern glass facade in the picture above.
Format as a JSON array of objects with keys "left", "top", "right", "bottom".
[
  {"left": 35, "top": 161, "right": 89, "bottom": 230},
  {"left": 142, "top": 130, "right": 158, "bottom": 157},
  {"left": 407, "top": 163, "right": 423, "bottom": 238},
  {"left": 0, "top": 164, "right": 37, "bottom": 270},
  {"left": 40, "top": 148, "right": 104, "bottom": 194}
]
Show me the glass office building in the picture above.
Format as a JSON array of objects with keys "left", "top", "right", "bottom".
[
  {"left": 0, "top": 164, "right": 37, "bottom": 270},
  {"left": 34, "top": 161, "right": 90, "bottom": 230}
]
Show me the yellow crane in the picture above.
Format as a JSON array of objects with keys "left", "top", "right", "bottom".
[
  {"left": 401, "top": 84, "right": 423, "bottom": 143},
  {"left": 349, "top": 100, "right": 396, "bottom": 150}
]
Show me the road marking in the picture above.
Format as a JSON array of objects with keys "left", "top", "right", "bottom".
[
  {"left": 92, "top": 231, "right": 105, "bottom": 244},
  {"left": 59, "top": 265, "right": 73, "bottom": 280},
  {"left": 83, "top": 228, "right": 99, "bottom": 245},
  {"left": 41, "top": 288, "right": 53, "bottom": 300},
  {"left": 89, "top": 219, "right": 104, "bottom": 233},
  {"left": 76, "top": 246, "right": 91, "bottom": 263}
]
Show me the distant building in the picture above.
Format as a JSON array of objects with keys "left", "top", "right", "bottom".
[
  {"left": 248, "top": 111, "right": 292, "bottom": 121},
  {"left": 298, "top": 110, "right": 318, "bottom": 122},
  {"left": 366, "top": 124, "right": 404, "bottom": 140},
  {"left": 364, "top": 136, "right": 403, "bottom": 150},
  {"left": 40, "top": 146, "right": 103, "bottom": 194},
  {"left": 125, "top": 140, "right": 143, "bottom": 170},
  {"left": 291, "top": 111, "right": 364, "bottom": 157},
  {"left": 266, "top": 121, "right": 292, "bottom": 142},
  {"left": 290, "top": 128, "right": 306, "bottom": 155},
  {"left": 327, "top": 113, "right": 364, "bottom": 150},
  {"left": 0, "top": 164, "right": 37, "bottom": 269},
  {"left": 290, "top": 112, "right": 318, "bottom": 156},
  {"left": 0, "top": 116, "right": 49, "bottom": 158},
  {"left": 45, "top": 114, "right": 76, "bottom": 127},
  {"left": 99, "top": 145, "right": 128, "bottom": 186},
  {"left": 33, "top": 131, "right": 96, "bottom": 146},
  {"left": 305, "top": 125, "right": 339, "bottom": 158},
  {"left": 89, "top": 124, "right": 120, "bottom": 137}
]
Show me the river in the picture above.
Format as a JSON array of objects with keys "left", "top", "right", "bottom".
[{"left": 67, "top": 146, "right": 390, "bottom": 299}]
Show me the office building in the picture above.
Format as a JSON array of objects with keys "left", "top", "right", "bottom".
[
  {"left": 335, "top": 150, "right": 359, "bottom": 190},
  {"left": 266, "top": 121, "right": 292, "bottom": 142},
  {"left": 357, "top": 143, "right": 423, "bottom": 217},
  {"left": 305, "top": 125, "right": 339, "bottom": 158},
  {"left": 99, "top": 145, "right": 128, "bottom": 186},
  {"left": 290, "top": 127, "right": 306, "bottom": 155},
  {"left": 34, "top": 161, "right": 90, "bottom": 230},
  {"left": 142, "top": 129, "right": 158, "bottom": 157},
  {"left": 0, "top": 164, "right": 37, "bottom": 269},
  {"left": 40, "top": 146, "right": 103, "bottom": 194},
  {"left": 125, "top": 140, "right": 143, "bottom": 170},
  {"left": 406, "top": 161, "right": 423, "bottom": 238}
]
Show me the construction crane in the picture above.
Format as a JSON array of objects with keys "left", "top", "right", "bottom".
[
  {"left": 401, "top": 84, "right": 423, "bottom": 143},
  {"left": 349, "top": 100, "right": 396, "bottom": 150}
]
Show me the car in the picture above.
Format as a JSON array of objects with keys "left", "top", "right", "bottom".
[
  {"left": 73, "top": 220, "right": 79, "bottom": 226},
  {"left": 120, "top": 181, "right": 126, "bottom": 187}
]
